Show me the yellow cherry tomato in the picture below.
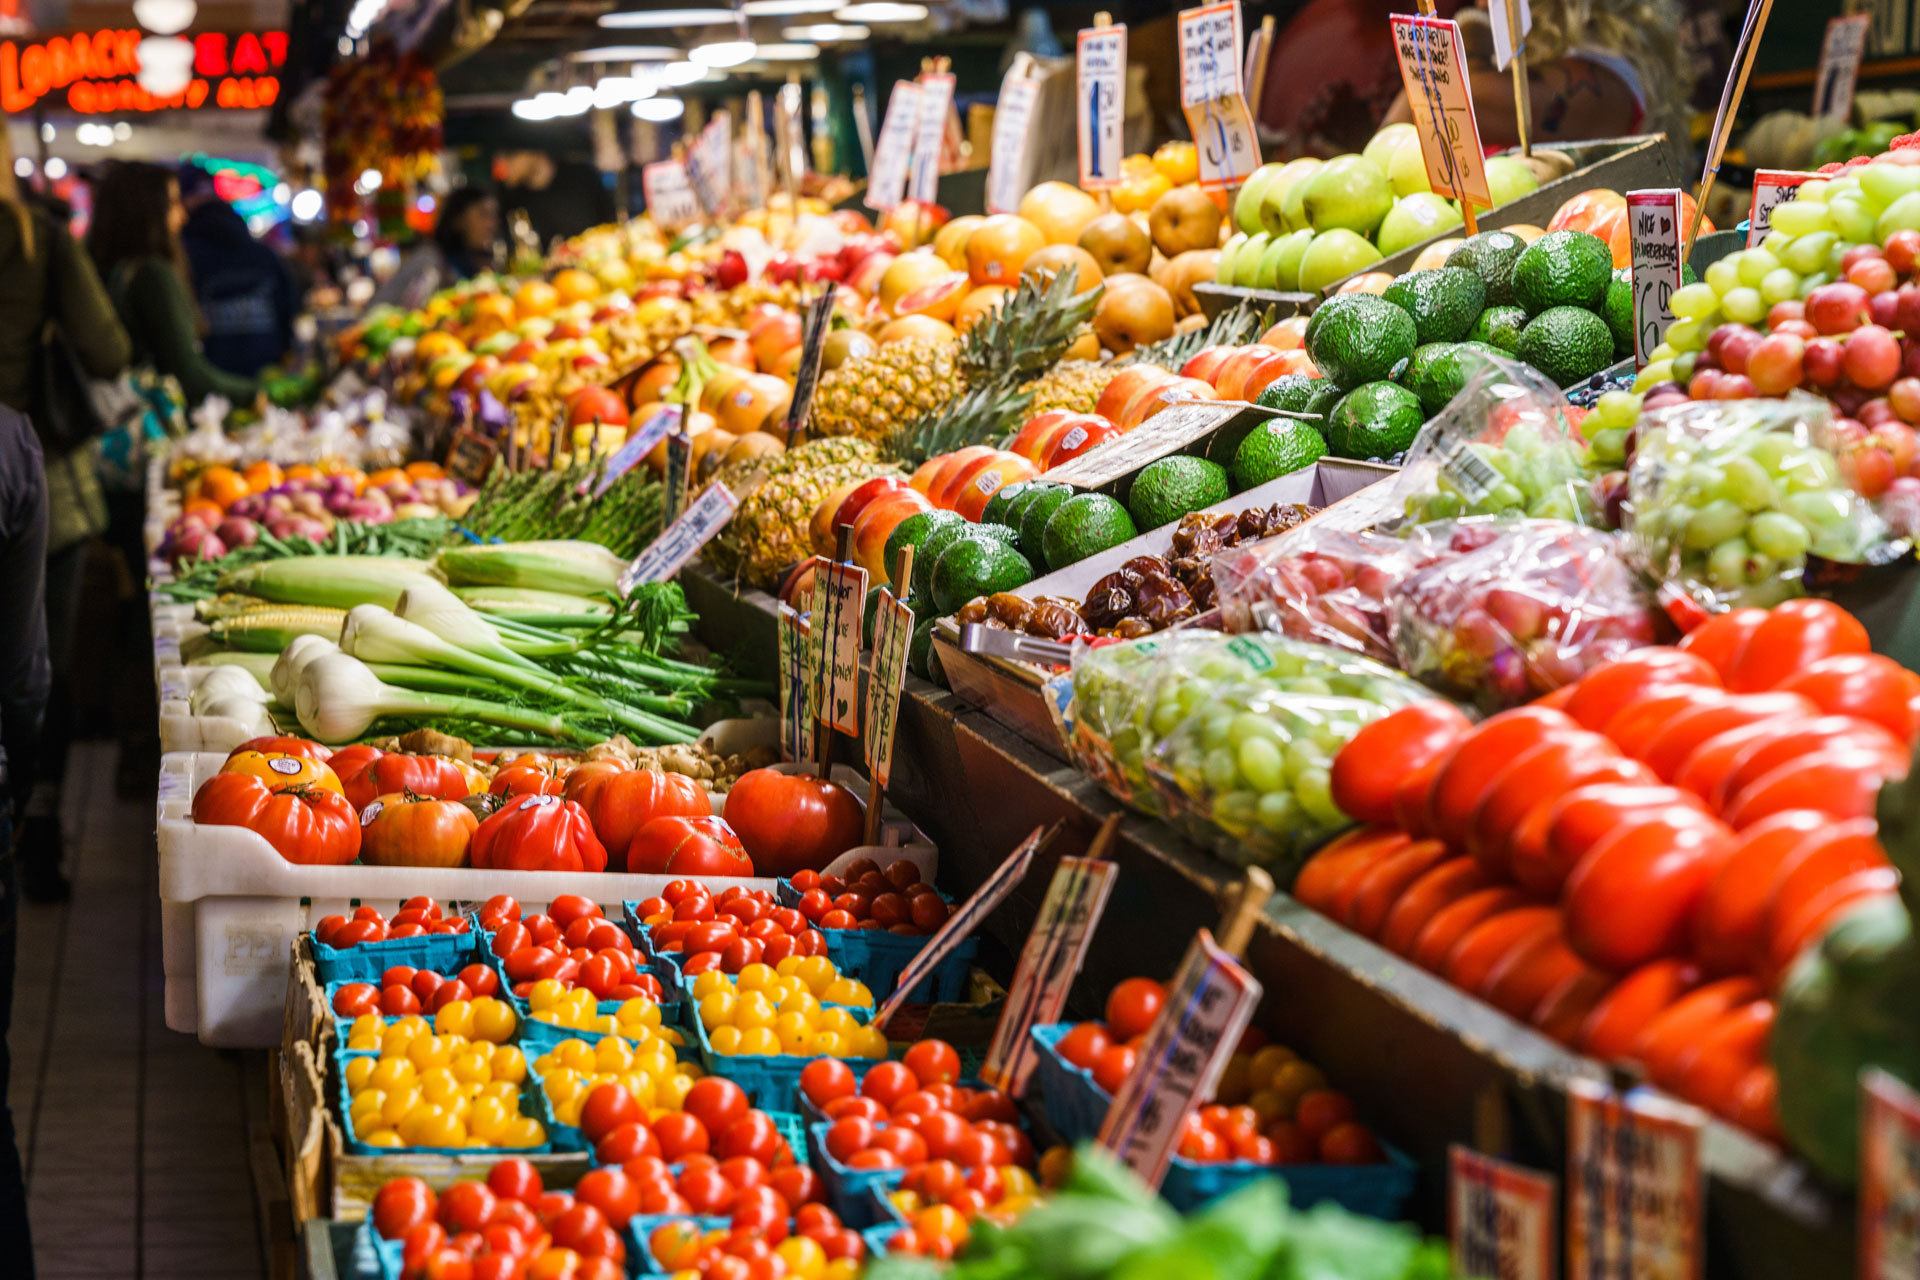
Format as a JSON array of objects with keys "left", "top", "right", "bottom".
[
  {"left": 490, "top": 1045, "right": 527, "bottom": 1084},
  {"left": 736, "top": 963, "right": 777, "bottom": 992},
  {"left": 708, "top": 1025, "right": 743, "bottom": 1055},
  {"left": 738, "top": 1026, "right": 781, "bottom": 1056},
  {"left": 344, "top": 1056, "right": 377, "bottom": 1093},
  {"left": 472, "top": 998, "right": 517, "bottom": 1043}
]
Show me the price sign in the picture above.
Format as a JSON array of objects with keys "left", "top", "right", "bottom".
[
  {"left": 874, "top": 823, "right": 1051, "bottom": 1027},
  {"left": 1488, "top": 0, "right": 1532, "bottom": 71},
  {"left": 1628, "top": 188, "right": 1683, "bottom": 367},
  {"left": 619, "top": 483, "right": 739, "bottom": 589},
  {"left": 1097, "top": 928, "right": 1260, "bottom": 1186},
  {"left": 777, "top": 604, "right": 813, "bottom": 763},
  {"left": 444, "top": 428, "right": 498, "bottom": 487},
  {"left": 585, "top": 404, "right": 679, "bottom": 497},
  {"left": 981, "top": 857, "right": 1119, "bottom": 1096},
  {"left": 687, "top": 114, "right": 733, "bottom": 218},
  {"left": 1861, "top": 1068, "right": 1920, "bottom": 1280},
  {"left": 1390, "top": 15, "right": 1490, "bottom": 208},
  {"left": 642, "top": 160, "right": 702, "bottom": 231},
  {"left": 810, "top": 559, "right": 868, "bottom": 737},
  {"left": 1814, "top": 13, "right": 1872, "bottom": 122},
  {"left": 1565, "top": 1079, "right": 1705, "bottom": 1280},
  {"left": 1078, "top": 25, "right": 1127, "bottom": 189},
  {"left": 1747, "top": 170, "right": 1819, "bottom": 248},
  {"left": 987, "top": 71, "right": 1042, "bottom": 214},
  {"left": 1043, "top": 399, "right": 1256, "bottom": 489},
  {"left": 909, "top": 71, "right": 955, "bottom": 204},
  {"left": 783, "top": 286, "right": 839, "bottom": 438},
  {"left": 662, "top": 429, "right": 694, "bottom": 524},
  {"left": 863, "top": 589, "right": 913, "bottom": 792},
  {"left": 1449, "top": 1146, "right": 1556, "bottom": 1280},
  {"left": 866, "top": 80, "right": 922, "bottom": 212},
  {"left": 1178, "top": 2, "right": 1261, "bottom": 188}
]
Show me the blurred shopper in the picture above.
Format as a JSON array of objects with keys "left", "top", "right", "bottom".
[
  {"left": 371, "top": 186, "right": 500, "bottom": 309},
  {"left": 178, "top": 162, "right": 298, "bottom": 378},
  {"left": 496, "top": 151, "right": 613, "bottom": 245}
]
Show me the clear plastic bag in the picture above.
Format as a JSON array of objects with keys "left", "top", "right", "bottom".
[
  {"left": 1626, "top": 393, "right": 1888, "bottom": 611},
  {"left": 1392, "top": 354, "right": 1596, "bottom": 527},
  {"left": 1211, "top": 524, "right": 1424, "bottom": 665},
  {"left": 1136, "top": 635, "right": 1431, "bottom": 874},
  {"left": 1388, "top": 519, "right": 1666, "bottom": 711}
]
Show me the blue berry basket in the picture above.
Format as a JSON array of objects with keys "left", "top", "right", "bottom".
[
  {"left": 522, "top": 1037, "right": 702, "bottom": 1154},
  {"left": 355, "top": 1222, "right": 400, "bottom": 1280},
  {"left": 689, "top": 1011, "right": 886, "bottom": 1112},
  {"left": 334, "top": 1049, "right": 551, "bottom": 1157},
  {"left": 312, "top": 925, "right": 490, "bottom": 987},
  {"left": 809, "top": 1121, "right": 907, "bottom": 1229},
  {"left": 773, "top": 880, "right": 977, "bottom": 1004},
  {"left": 1027, "top": 1023, "right": 1109, "bottom": 1143},
  {"left": 623, "top": 1215, "right": 727, "bottom": 1275}
]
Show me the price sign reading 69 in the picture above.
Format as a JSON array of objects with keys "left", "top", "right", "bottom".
[{"left": 1628, "top": 188, "right": 1683, "bottom": 368}]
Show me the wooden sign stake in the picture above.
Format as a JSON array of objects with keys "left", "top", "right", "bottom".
[
  {"left": 1694, "top": 0, "right": 1776, "bottom": 246},
  {"left": 1216, "top": 866, "right": 1273, "bottom": 959},
  {"left": 1505, "top": 0, "right": 1531, "bottom": 157}
]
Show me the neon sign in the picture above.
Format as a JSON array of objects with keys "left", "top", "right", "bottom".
[{"left": 0, "top": 29, "right": 286, "bottom": 113}]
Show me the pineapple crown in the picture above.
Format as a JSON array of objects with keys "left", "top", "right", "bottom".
[{"left": 956, "top": 265, "right": 1102, "bottom": 387}]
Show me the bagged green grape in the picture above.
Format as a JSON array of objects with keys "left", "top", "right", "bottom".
[
  {"left": 1136, "top": 636, "right": 1431, "bottom": 876},
  {"left": 1627, "top": 393, "right": 1888, "bottom": 611},
  {"left": 1391, "top": 353, "right": 1597, "bottom": 527}
]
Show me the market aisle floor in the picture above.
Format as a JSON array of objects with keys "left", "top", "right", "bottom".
[{"left": 10, "top": 741, "right": 266, "bottom": 1279}]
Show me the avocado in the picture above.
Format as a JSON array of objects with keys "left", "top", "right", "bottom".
[
  {"left": 1231, "top": 419, "right": 1327, "bottom": 490},
  {"left": 1511, "top": 229, "right": 1614, "bottom": 315},
  {"left": 1602, "top": 269, "right": 1635, "bottom": 358},
  {"left": 1469, "top": 304, "right": 1529, "bottom": 354},
  {"left": 1400, "top": 343, "right": 1471, "bottom": 416},
  {"left": 1018, "top": 486, "right": 1076, "bottom": 564},
  {"left": 980, "top": 480, "right": 1034, "bottom": 527},
  {"left": 909, "top": 615, "right": 946, "bottom": 685},
  {"left": 1445, "top": 229, "right": 1529, "bottom": 306},
  {"left": 1518, "top": 306, "right": 1617, "bottom": 388},
  {"left": 929, "top": 535, "right": 1035, "bottom": 615},
  {"left": 884, "top": 509, "right": 967, "bottom": 593},
  {"left": 1128, "top": 455, "right": 1230, "bottom": 529},
  {"left": 1327, "top": 382, "right": 1426, "bottom": 460},
  {"left": 1003, "top": 482, "right": 1064, "bottom": 536},
  {"left": 1304, "top": 293, "right": 1419, "bottom": 390},
  {"left": 911, "top": 519, "right": 977, "bottom": 603},
  {"left": 1254, "top": 374, "right": 1320, "bottom": 415},
  {"left": 1041, "top": 493, "right": 1138, "bottom": 570},
  {"left": 1381, "top": 267, "right": 1487, "bottom": 345}
]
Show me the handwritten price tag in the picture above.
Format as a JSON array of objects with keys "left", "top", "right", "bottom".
[
  {"left": 642, "top": 160, "right": 702, "bottom": 231},
  {"left": 778, "top": 603, "right": 813, "bottom": 763},
  {"left": 1814, "top": 13, "right": 1872, "bottom": 122},
  {"left": 1449, "top": 1146, "right": 1556, "bottom": 1280},
  {"left": 1861, "top": 1068, "right": 1920, "bottom": 1280},
  {"left": 783, "top": 287, "right": 839, "bottom": 437},
  {"left": 810, "top": 560, "right": 868, "bottom": 737},
  {"left": 1390, "top": 15, "right": 1490, "bottom": 208},
  {"left": 1747, "top": 170, "right": 1818, "bottom": 248},
  {"left": 619, "top": 483, "right": 739, "bottom": 590},
  {"left": 1178, "top": 2, "right": 1260, "bottom": 189},
  {"left": 875, "top": 824, "right": 1050, "bottom": 1027},
  {"left": 987, "top": 71, "right": 1041, "bottom": 215},
  {"left": 864, "top": 589, "right": 913, "bottom": 792},
  {"left": 1097, "top": 929, "right": 1261, "bottom": 1188},
  {"left": 1565, "top": 1079, "right": 1704, "bottom": 1280},
  {"left": 982, "top": 857, "right": 1118, "bottom": 1096},
  {"left": 1628, "top": 188, "right": 1683, "bottom": 368},
  {"left": 687, "top": 115, "right": 733, "bottom": 219},
  {"left": 1077, "top": 26, "right": 1127, "bottom": 189},
  {"left": 910, "top": 72, "right": 955, "bottom": 204},
  {"left": 866, "top": 80, "right": 922, "bottom": 212}
]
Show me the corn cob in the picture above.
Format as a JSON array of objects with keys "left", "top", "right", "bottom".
[
  {"left": 209, "top": 605, "right": 349, "bottom": 652},
  {"left": 217, "top": 556, "right": 437, "bottom": 610},
  {"left": 432, "top": 540, "right": 627, "bottom": 598}
]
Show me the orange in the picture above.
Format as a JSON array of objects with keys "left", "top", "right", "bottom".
[
  {"left": 1152, "top": 141, "right": 1198, "bottom": 186},
  {"left": 964, "top": 215, "right": 1045, "bottom": 287},
  {"left": 196, "top": 465, "right": 249, "bottom": 510},
  {"left": 242, "top": 460, "right": 283, "bottom": 491},
  {"left": 514, "top": 279, "right": 561, "bottom": 318},
  {"left": 551, "top": 267, "right": 599, "bottom": 304}
]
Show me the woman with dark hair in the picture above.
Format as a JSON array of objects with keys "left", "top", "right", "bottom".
[
  {"left": 371, "top": 185, "right": 500, "bottom": 309},
  {"left": 87, "top": 161, "right": 259, "bottom": 407}
]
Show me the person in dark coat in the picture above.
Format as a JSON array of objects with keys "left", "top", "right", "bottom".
[{"left": 177, "top": 162, "right": 297, "bottom": 378}]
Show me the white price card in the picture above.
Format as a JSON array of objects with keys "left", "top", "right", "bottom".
[
  {"left": 866, "top": 80, "right": 922, "bottom": 212},
  {"left": 1488, "top": 0, "right": 1532, "bottom": 72},
  {"left": 1077, "top": 26, "right": 1127, "bottom": 190},
  {"left": 588, "top": 404, "right": 679, "bottom": 497},
  {"left": 618, "top": 483, "right": 739, "bottom": 590},
  {"left": 987, "top": 71, "right": 1041, "bottom": 215},
  {"left": 981, "top": 857, "right": 1119, "bottom": 1096},
  {"left": 1861, "top": 1068, "right": 1920, "bottom": 1280},
  {"left": 1565, "top": 1079, "right": 1704, "bottom": 1280},
  {"left": 1391, "top": 15, "right": 1491, "bottom": 208},
  {"left": 1814, "top": 13, "right": 1872, "bottom": 123},
  {"left": 863, "top": 589, "right": 913, "bottom": 792},
  {"left": 1097, "top": 928, "right": 1262, "bottom": 1188},
  {"left": 777, "top": 603, "right": 813, "bottom": 763},
  {"left": 1747, "top": 170, "right": 1819, "bottom": 248},
  {"left": 1178, "top": 2, "right": 1261, "bottom": 189},
  {"left": 1449, "top": 1146, "right": 1556, "bottom": 1280},
  {"left": 686, "top": 116, "right": 732, "bottom": 219},
  {"left": 909, "top": 71, "right": 955, "bottom": 204},
  {"left": 1628, "top": 188, "right": 1684, "bottom": 367},
  {"left": 875, "top": 823, "right": 1050, "bottom": 1027},
  {"left": 809, "top": 559, "right": 868, "bottom": 737},
  {"left": 642, "top": 160, "right": 702, "bottom": 231},
  {"left": 1042, "top": 399, "right": 1251, "bottom": 489}
]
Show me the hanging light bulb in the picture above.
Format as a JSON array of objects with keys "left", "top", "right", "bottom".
[
  {"left": 689, "top": 40, "right": 754, "bottom": 68},
  {"left": 132, "top": 0, "right": 197, "bottom": 34},
  {"left": 135, "top": 37, "right": 195, "bottom": 96}
]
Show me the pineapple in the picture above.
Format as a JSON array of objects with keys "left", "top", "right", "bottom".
[
  {"left": 1021, "top": 360, "right": 1116, "bottom": 416},
  {"left": 708, "top": 438, "right": 897, "bottom": 586},
  {"left": 811, "top": 340, "right": 960, "bottom": 445}
]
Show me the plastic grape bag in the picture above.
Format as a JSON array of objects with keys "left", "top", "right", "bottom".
[
  {"left": 1211, "top": 524, "right": 1424, "bottom": 665},
  {"left": 1388, "top": 519, "right": 1668, "bottom": 712},
  {"left": 1626, "top": 392, "right": 1888, "bottom": 611},
  {"left": 1137, "top": 635, "right": 1431, "bottom": 875},
  {"left": 1391, "top": 353, "right": 1597, "bottom": 527}
]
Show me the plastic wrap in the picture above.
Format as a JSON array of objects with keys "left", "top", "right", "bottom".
[
  {"left": 1627, "top": 393, "right": 1887, "bottom": 611},
  {"left": 1388, "top": 519, "right": 1666, "bottom": 711},
  {"left": 1392, "top": 355, "right": 1596, "bottom": 526},
  {"left": 1211, "top": 525, "right": 1426, "bottom": 665}
]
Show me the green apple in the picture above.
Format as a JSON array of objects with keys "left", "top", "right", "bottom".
[
  {"left": 1483, "top": 155, "right": 1540, "bottom": 207},
  {"left": 1363, "top": 122, "right": 1419, "bottom": 174},
  {"left": 1375, "top": 192, "right": 1465, "bottom": 256},
  {"left": 1232, "top": 232, "right": 1273, "bottom": 286},
  {"left": 1217, "top": 232, "right": 1249, "bottom": 283},
  {"left": 1257, "top": 228, "right": 1315, "bottom": 291},
  {"left": 1297, "top": 229, "right": 1383, "bottom": 294},
  {"left": 1261, "top": 158, "right": 1324, "bottom": 236},
  {"left": 1388, "top": 139, "right": 1433, "bottom": 197},
  {"left": 1300, "top": 155, "right": 1393, "bottom": 237},
  {"left": 1234, "top": 163, "right": 1287, "bottom": 236}
]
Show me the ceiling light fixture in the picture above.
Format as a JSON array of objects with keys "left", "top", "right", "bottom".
[
  {"left": 744, "top": 0, "right": 839, "bottom": 14},
  {"left": 569, "top": 44, "right": 679, "bottom": 61},
  {"left": 659, "top": 61, "right": 708, "bottom": 85},
  {"left": 134, "top": 36, "right": 195, "bottom": 95},
  {"left": 748, "top": 41, "right": 820, "bottom": 58},
  {"left": 131, "top": 0, "right": 196, "bottom": 35},
  {"left": 783, "top": 21, "right": 866, "bottom": 38},
  {"left": 689, "top": 39, "right": 755, "bottom": 67},
  {"left": 833, "top": 2, "right": 925, "bottom": 19},
  {"left": 632, "top": 97, "right": 685, "bottom": 121},
  {"left": 597, "top": 7, "right": 733, "bottom": 28}
]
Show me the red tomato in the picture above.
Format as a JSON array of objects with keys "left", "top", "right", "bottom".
[
  {"left": 1577, "top": 958, "right": 1703, "bottom": 1061},
  {"left": 1521, "top": 785, "right": 1712, "bottom": 900},
  {"left": 360, "top": 791, "right": 478, "bottom": 869},
  {"left": 1564, "top": 650, "right": 1720, "bottom": 730},
  {"left": 1777, "top": 653, "right": 1920, "bottom": 743},
  {"left": 574, "top": 1168, "right": 640, "bottom": 1229},
  {"left": 628, "top": 816, "right": 753, "bottom": 877},
  {"left": 677, "top": 1165, "right": 736, "bottom": 1215},
  {"left": 486, "top": 1158, "right": 542, "bottom": 1205},
  {"left": 799, "top": 1058, "right": 857, "bottom": 1108},
  {"left": 580, "top": 1084, "right": 643, "bottom": 1142},
  {"left": 1443, "top": 907, "right": 1561, "bottom": 994},
  {"left": 332, "top": 983, "right": 379, "bottom": 1017},
  {"left": 322, "top": 744, "right": 384, "bottom": 790},
  {"left": 229, "top": 736, "right": 332, "bottom": 763},
  {"left": 683, "top": 1078, "right": 750, "bottom": 1140},
  {"left": 903, "top": 1040, "right": 962, "bottom": 1087},
  {"left": 1722, "top": 747, "right": 1904, "bottom": 828},
  {"left": 593, "top": 1121, "right": 660, "bottom": 1165},
  {"left": 572, "top": 769, "right": 711, "bottom": 871},
  {"left": 1465, "top": 730, "right": 1623, "bottom": 878},
  {"left": 721, "top": 769, "right": 866, "bottom": 877},
  {"left": 1676, "top": 607, "right": 1767, "bottom": 680},
  {"left": 717, "top": 1112, "right": 785, "bottom": 1166},
  {"left": 1637, "top": 692, "right": 1818, "bottom": 781},
  {"left": 1103, "top": 978, "right": 1169, "bottom": 1041},
  {"left": 1410, "top": 888, "right": 1526, "bottom": 973},
  {"left": 1053, "top": 1022, "right": 1113, "bottom": 1071},
  {"left": 1714, "top": 716, "right": 1906, "bottom": 807},
  {"left": 469, "top": 795, "right": 607, "bottom": 872},
  {"left": 1562, "top": 818, "right": 1735, "bottom": 972},
  {"left": 1727, "top": 599, "right": 1870, "bottom": 692},
  {"left": 1597, "top": 684, "right": 1730, "bottom": 754},
  {"left": 770, "top": 1164, "right": 821, "bottom": 1208},
  {"left": 1766, "top": 866, "right": 1899, "bottom": 979},
  {"left": 1631, "top": 977, "right": 1762, "bottom": 1080},
  {"left": 1426, "top": 708, "right": 1577, "bottom": 846},
  {"left": 1342, "top": 840, "right": 1453, "bottom": 938},
  {"left": 191, "top": 772, "right": 361, "bottom": 865},
  {"left": 652, "top": 1112, "right": 710, "bottom": 1161},
  {"left": 1482, "top": 928, "right": 1590, "bottom": 1020},
  {"left": 822, "top": 1118, "right": 874, "bottom": 1163},
  {"left": 1390, "top": 754, "right": 1448, "bottom": 838},
  {"left": 1092, "top": 1043, "right": 1138, "bottom": 1094},
  {"left": 1693, "top": 811, "right": 1833, "bottom": 975},
  {"left": 1319, "top": 1122, "right": 1385, "bottom": 1165},
  {"left": 437, "top": 1181, "right": 497, "bottom": 1233},
  {"left": 1378, "top": 858, "right": 1488, "bottom": 956},
  {"left": 1530, "top": 967, "right": 1615, "bottom": 1046},
  {"left": 345, "top": 753, "right": 473, "bottom": 812},
  {"left": 1293, "top": 1090, "right": 1358, "bottom": 1142},
  {"left": 870, "top": 1127, "right": 929, "bottom": 1164},
  {"left": 1672, "top": 1000, "right": 1775, "bottom": 1116},
  {"left": 490, "top": 761, "right": 567, "bottom": 799},
  {"left": 1329, "top": 700, "right": 1473, "bottom": 825},
  {"left": 374, "top": 1177, "right": 436, "bottom": 1240},
  {"left": 1759, "top": 818, "right": 1891, "bottom": 944}
]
